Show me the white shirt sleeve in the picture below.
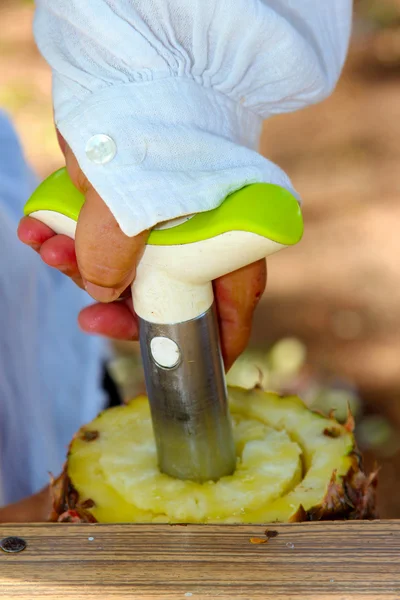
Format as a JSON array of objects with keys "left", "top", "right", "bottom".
[{"left": 33, "top": 1, "right": 353, "bottom": 237}]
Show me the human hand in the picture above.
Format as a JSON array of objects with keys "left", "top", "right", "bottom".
[
  {"left": 18, "top": 138, "right": 266, "bottom": 370},
  {"left": 0, "top": 486, "right": 51, "bottom": 523}
]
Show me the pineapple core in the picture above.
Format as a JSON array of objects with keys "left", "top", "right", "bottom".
[{"left": 68, "top": 388, "right": 355, "bottom": 524}]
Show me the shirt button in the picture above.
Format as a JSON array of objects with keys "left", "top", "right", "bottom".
[{"left": 85, "top": 134, "right": 117, "bottom": 164}]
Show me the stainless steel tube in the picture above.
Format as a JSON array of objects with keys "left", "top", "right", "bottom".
[{"left": 139, "top": 303, "right": 237, "bottom": 482}]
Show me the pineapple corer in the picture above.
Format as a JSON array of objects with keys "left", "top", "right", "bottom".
[{"left": 24, "top": 168, "right": 303, "bottom": 483}]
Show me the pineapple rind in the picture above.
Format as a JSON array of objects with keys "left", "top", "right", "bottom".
[{"left": 68, "top": 389, "right": 355, "bottom": 524}]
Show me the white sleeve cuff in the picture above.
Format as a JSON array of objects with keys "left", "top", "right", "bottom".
[{"left": 55, "top": 77, "right": 298, "bottom": 237}]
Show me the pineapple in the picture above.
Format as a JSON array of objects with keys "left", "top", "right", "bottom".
[{"left": 50, "top": 387, "right": 377, "bottom": 524}]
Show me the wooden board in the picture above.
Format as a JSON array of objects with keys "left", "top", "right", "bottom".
[{"left": 0, "top": 521, "right": 399, "bottom": 599}]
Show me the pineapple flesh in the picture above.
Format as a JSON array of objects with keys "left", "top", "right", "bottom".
[{"left": 51, "top": 388, "right": 377, "bottom": 524}]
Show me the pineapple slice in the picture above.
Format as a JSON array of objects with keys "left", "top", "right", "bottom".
[{"left": 51, "top": 389, "right": 377, "bottom": 524}]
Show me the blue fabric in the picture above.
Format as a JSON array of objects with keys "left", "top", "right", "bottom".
[{"left": 0, "top": 111, "right": 107, "bottom": 505}]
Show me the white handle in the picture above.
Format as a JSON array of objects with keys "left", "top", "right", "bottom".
[
  {"left": 29, "top": 210, "right": 284, "bottom": 324},
  {"left": 134, "top": 231, "right": 283, "bottom": 323}
]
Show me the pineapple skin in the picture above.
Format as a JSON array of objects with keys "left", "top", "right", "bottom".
[{"left": 50, "top": 389, "right": 377, "bottom": 524}]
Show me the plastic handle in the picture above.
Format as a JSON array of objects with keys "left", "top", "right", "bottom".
[
  {"left": 24, "top": 168, "right": 304, "bottom": 323},
  {"left": 24, "top": 168, "right": 303, "bottom": 247}
]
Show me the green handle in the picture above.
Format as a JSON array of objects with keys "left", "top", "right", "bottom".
[{"left": 24, "top": 167, "right": 303, "bottom": 247}]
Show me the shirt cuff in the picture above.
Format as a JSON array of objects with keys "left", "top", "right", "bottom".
[{"left": 55, "top": 77, "right": 298, "bottom": 237}]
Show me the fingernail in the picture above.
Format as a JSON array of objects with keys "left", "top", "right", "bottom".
[{"left": 84, "top": 281, "right": 120, "bottom": 303}]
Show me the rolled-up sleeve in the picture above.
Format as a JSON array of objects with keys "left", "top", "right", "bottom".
[{"left": 34, "top": 1, "right": 353, "bottom": 237}]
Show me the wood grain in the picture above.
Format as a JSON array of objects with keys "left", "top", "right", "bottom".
[{"left": 0, "top": 521, "right": 399, "bottom": 599}]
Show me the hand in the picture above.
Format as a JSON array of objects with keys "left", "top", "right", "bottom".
[
  {"left": 0, "top": 486, "right": 51, "bottom": 523},
  {"left": 18, "top": 138, "right": 266, "bottom": 370}
]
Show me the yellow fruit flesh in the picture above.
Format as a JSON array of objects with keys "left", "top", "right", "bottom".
[{"left": 68, "top": 389, "right": 354, "bottom": 524}]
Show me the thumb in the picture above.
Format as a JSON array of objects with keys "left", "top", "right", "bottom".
[{"left": 65, "top": 146, "right": 148, "bottom": 302}]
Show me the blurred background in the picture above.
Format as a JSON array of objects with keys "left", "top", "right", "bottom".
[{"left": 1, "top": 0, "right": 400, "bottom": 516}]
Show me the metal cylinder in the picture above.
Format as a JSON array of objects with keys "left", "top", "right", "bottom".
[{"left": 139, "top": 303, "right": 237, "bottom": 482}]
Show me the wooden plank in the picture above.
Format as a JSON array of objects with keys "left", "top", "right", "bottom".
[{"left": 0, "top": 521, "right": 399, "bottom": 599}]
